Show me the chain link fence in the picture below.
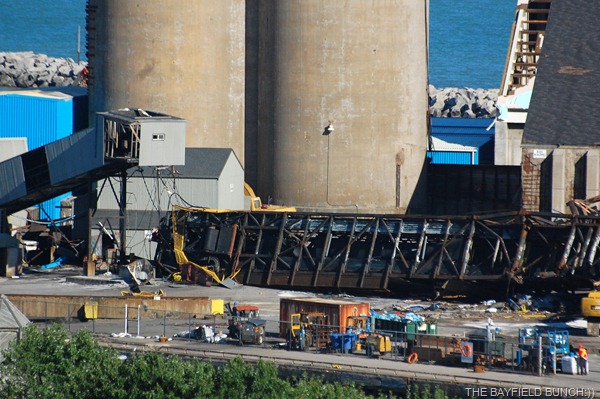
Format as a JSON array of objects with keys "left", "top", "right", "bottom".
[{"left": 12, "top": 298, "right": 568, "bottom": 376}]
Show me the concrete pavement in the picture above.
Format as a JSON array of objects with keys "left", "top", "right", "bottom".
[{"left": 1, "top": 266, "right": 599, "bottom": 397}]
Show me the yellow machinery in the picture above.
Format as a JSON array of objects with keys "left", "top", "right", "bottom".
[
  {"left": 365, "top": 334, "right": 392, "bottom": 357},
  {"left": 289, "top": 312, "right": 333, "bottom": 350},
  {"left": 347, "top": 315, "right": 370, "bottom": 331},
  {"left": 582, "top": 288, "right": 600, "bottom": 336},
  {"left": 244, "top": 182, "right": 296, "bottom": 212}
]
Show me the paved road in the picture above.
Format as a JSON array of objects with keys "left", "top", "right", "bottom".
[{"left": 2, "top": 267, "right": 599, "bottom": 397}]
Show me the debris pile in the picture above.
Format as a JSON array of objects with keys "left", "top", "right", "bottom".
[{"left": 0, "top": 52, "right": 87, "bottom": 88}]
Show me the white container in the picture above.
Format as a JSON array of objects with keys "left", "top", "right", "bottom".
[{"left": 561, "top": 356, "right": 577, "bottom": 375}]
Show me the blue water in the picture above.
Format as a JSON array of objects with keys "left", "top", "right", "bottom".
[
  {"left": 429, "top": 0, "right": 516, "bottom": 89},
  {"left": 0, "top": 0, "right": 86, "bottom": 62},
  {"left": 0, "top": 0, "right": 515, "bottom": 89}
]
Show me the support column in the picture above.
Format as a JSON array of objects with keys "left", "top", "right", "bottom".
[
  {"left": 119, "top": 170, "right": 128, "bottom": 265},
  {"left": 85, "top": 182, "right": 94, "bottom": 276},
  {"left": 586, "top": 150, "right": 600, "bottom": 199},
  {"left": 551, "top": 149, "right": 567, "bottom": 214}
]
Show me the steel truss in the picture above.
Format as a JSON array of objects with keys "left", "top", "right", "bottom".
[{"left": 158, "top": 208, "right": 600, "bottom": 296}]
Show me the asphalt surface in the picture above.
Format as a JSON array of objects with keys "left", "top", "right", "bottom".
[{"left": 1, "top": 266, "right": 599, "bottom": 397}]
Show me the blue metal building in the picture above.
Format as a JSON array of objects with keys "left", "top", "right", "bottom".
[
  {"left": 0, "top": 87, "right": 88, "bottom": 220},
  {"left": 428, "top": 117, "right": 496, "bottom": 165}
]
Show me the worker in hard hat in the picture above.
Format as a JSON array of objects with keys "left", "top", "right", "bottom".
[{"left": 577, "top": 344, "right": 588, "bottom": 375}]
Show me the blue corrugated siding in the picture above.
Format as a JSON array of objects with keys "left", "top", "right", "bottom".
[
  {"left": 427, "top": 151, "right": 478, "bottom": 165},
  {"left": 0, "top": 93, "right": 74, "bottom": 220},
  {"left": 38, "top": 193, "right": 71, "bottom": 221},
  {"left": 0, "top": 94, "right": 73, "bottom": 149},
  {"left": 434, "top": 133, "right": 492, "bottom": 148},
  {"left": 430, "top": 117, "right": 494, "bottom": 164},
  {"left": 431, "top": 117, "right": 494, "bottom": 147},
  {"left": 431, "top": 117, "right": 494, "bottom": 130}
]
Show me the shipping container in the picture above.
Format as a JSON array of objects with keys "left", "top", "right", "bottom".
[{"left": 279, "top": 297, "right": 370, "bottom": 338}]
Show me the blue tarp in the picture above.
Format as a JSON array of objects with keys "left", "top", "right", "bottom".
[{"left": 370, "top": 310, "right": 424, "bottom": 323}]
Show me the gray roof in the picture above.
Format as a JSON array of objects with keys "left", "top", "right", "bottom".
[
  {"left": 137, "top": 148, "right": 240, "bottom": 179},
  {"left": 0, "top": 294, "right": 30, "bottom": 329},
  {"left": 523, "top": 0, "right": 600, "bottom": 146}
]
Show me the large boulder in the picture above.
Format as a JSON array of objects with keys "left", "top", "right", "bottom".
[
  {"left": 0, "top": 52, "right": 87, "bottom": 88},
  {"left": 429, "top": 85, "right": 498, "bottom": 118}
]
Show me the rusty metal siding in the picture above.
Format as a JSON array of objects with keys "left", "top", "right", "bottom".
[{"left": 279, "top": 297, "right": 370, "bottom": 337}]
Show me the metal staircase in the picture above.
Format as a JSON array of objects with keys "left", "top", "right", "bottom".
[{"left": 500, "top": 0, "right": 552, "bottom": 96}]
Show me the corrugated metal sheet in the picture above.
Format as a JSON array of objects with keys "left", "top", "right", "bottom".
[
  {"left": 38, "top": 86, "right": 89, "bottom": 132},
  {"left": 96, "top": 148, "right": 244, "bottom": 211},
  {"left": 0, "top": 89, "right": 82, "bottom": 220},
  {"left": 431, "top": 117, "right": 494, "bottom": 133},
  {"left": 0, "top": 157, "right": 27, "bottom": 205},
  {"left": 434, "top": 133, "right": 492, "bottom": 148},
  {"left": 46, "top": 127, "right": 104, "bottom": 186},
  {"left": 431, "top": 118, "right": 495, "bottom": 165},
  {"left": 427, "top": 151, "right": 477, "bottom": 165},
  {"left": 0, "top": 138, "right": 28, "bottom": 162},
  {"left": 38, "top": 193, "right": 71, "bottom": 221},
  {"left": 0, "top": 90, "right": 73, "bottom": 149}
]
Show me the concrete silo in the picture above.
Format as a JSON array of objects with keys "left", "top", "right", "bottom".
[
  {"left": 86, "top": 0, "right": 246, "bottom": 162},
  {"left": 254, "top": 0, "right": 429, "bottom": 213}
]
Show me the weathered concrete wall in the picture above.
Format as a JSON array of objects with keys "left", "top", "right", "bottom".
[
  {"left": 494, "top": 120, "right": 524, "bottom": 166},
  {"left": 255, "top": 0, "right": 430, "bottom": 214},
  {"left": 86, "top": 0, "right": 246, "bottom": 163}
]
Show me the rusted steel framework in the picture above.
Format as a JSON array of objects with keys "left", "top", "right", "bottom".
[{"left": 156, "top": 207, "right": 600, "bottom": 296}]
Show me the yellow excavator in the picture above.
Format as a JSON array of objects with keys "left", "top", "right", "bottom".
[{"left": 582, "top": 282, "right": 600, "bottom": 336}]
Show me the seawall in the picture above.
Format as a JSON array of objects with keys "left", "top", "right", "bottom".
[
  {"left": 0, "top": 52, "right": 87, "bottom": 88},
  {"left": 0, "top": 52, "right": 498, "bottom": 118}
]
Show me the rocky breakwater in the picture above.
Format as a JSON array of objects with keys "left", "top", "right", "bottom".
[
  {"left": 0, "top": 52, "right": 87, "bottom": 88},
  {"left": 429, "top": 85, "right": 498, "bottom": 118}
]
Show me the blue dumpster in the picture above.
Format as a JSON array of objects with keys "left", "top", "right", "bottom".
[{"left": 330, "top": 333, "right": 356, "bottom": 353}]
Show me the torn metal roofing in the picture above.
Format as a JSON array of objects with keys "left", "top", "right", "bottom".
[{"left": 523, "top": 0, "right": 600, "bottom": 146}]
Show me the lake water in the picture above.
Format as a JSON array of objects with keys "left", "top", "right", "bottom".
[{"left": 0, "top": 0, "right": 515, "bottom": 89}]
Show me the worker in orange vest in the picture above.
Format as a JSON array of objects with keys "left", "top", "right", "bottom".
[{"left": 578, "top": 344, "right": 588, "bottom": 375}]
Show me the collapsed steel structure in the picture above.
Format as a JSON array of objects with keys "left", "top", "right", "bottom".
[{"left": 155, "top": 205, "right": 600, "bottom": 297}]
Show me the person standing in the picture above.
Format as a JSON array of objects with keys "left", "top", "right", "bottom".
[{"left": 578, "top": 344, "right": 588, "bottom": 375}]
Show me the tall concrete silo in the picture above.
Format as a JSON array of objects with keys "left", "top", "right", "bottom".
[
  {"left": 86, "top": 0, "right": 246, "bottom": 162},
  {"left": 254, "top": 0, "right": 429, "bottom": 213}
]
